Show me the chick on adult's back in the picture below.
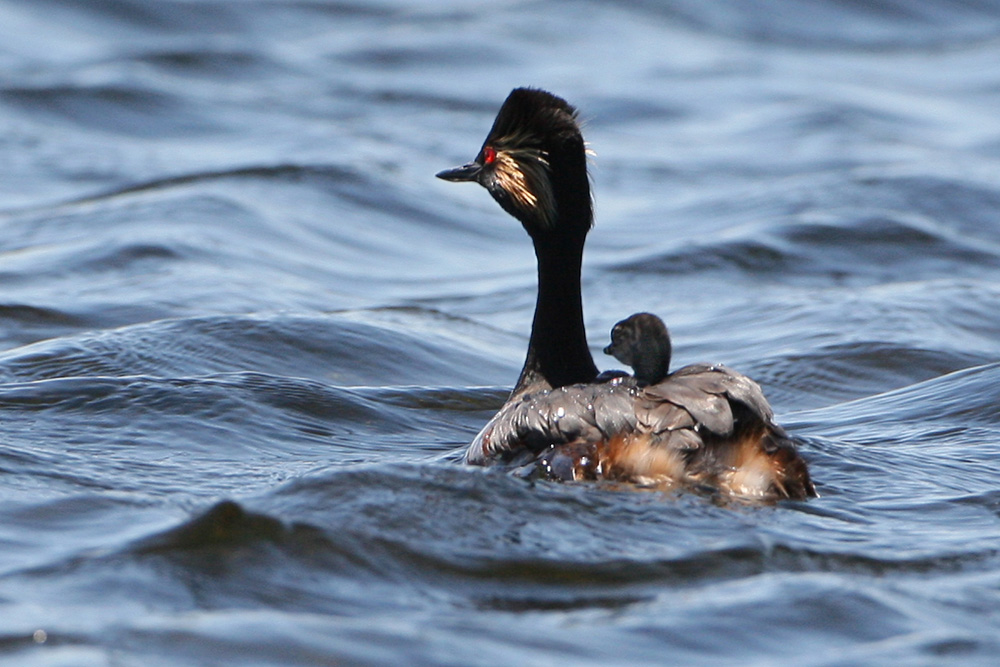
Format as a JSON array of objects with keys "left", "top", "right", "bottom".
[
  {"left": 604, "top": 313, "right": 673, "bottom": 386},
  {"left": 437, "top": 88, "right": 815, "bottom": 500}
]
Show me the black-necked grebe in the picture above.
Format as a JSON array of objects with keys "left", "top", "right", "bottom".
[
  {"left": 437, "top": 88, "right": 815, "bottom": 500},
  {"left": 604, "top": 313, "right": 672, "bottom": 387}
]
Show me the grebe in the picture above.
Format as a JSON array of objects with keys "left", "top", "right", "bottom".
[
  {"left": 437, "top": 88, "right": 815, "bottom": 500},
  {"left": 604, "top": 313, "right": 672, "bottom": 387}
]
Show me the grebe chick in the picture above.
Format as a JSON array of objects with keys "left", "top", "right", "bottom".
[
  {"left": 437, "top": 88, "right": 815, "bottom": 500},
  {"left": 604, "top": 313, "right": 672, "bottom": 387}
]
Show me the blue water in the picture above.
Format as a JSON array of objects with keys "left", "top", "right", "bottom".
[{"left": 2, "top": 1, "right": 1000, "bottom": 664}]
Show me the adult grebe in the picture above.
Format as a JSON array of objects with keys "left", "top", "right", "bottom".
[{"left": 437, "top": 88, "right": 815, "bottom": 500}]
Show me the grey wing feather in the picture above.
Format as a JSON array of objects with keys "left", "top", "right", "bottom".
[
  {"left": 468, "top": 382, "right": 638, "bottom": 463},
  {"left": 635, "top": 395, "right": 695, "bottom": 433},
  {"left": 640, "top": 363, "right": 775, "bottom": 437},
  {"left": 467, "top": 364, "right": 777, "bottom": 466},
  {"left": 707, "top": 364, "right": 775, "bottom": 423},
  {"left": 589, "top": 385, "right": 638, "bottom": 436},
  {"left": 644, "top": 377, "right": 733, "bottom": 435}
]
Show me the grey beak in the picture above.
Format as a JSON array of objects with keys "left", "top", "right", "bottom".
[{"left": 436, "top": 162, "right": 481, "bottom": 182}]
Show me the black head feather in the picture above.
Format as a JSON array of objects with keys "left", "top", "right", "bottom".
[
  {"left": 484, "top": 88, "right": 581, "bottom": 156},
  {"left": 438, "top": 88, "right": 592, "bottom": 236}
]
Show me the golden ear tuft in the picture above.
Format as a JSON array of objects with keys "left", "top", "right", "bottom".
[{"left": 493, "top": 148, "right": 557, "bottom": 229}]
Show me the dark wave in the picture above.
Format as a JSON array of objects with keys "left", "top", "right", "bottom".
[
  {"left": 619, "top": 0, "right": 1000, "bottom": 49},
  {"left": 612, "top": 211, "right": 1000, "bottom": 284},
  {"left": 0, "top": 84, "right": 215, "bottom": 137},
  {"left": 23, "top": 463, "right": 988, "bottom": 632},
  {"left": 23, "top": 0, "right": 241, "bottom": 33},
  {"left": 0, "top": 164, "right": 360, "bottom": 217},
  {"left": 0, "top": 304, "right": 89, "bottom": 349},
  {"left": 134, "top": 48, "right": 284, "bottom": 79},
  {"left": 796, "top": 361, "right": 1000, "bottom": 434},
  {"left": 114, "top": 462, "right": 1000, "bottom": 582},
  {"left": 0, "top": 311, "right": 514, "bottom": 387},
  {"left": 756, "top": 342, "right": 991, "bottom": 409},
  {"left": 130, "top": 500, "right": 308, "bottom": 554},
  {"left": 788, "top": 362, "right": 1000, "bottom": 504}
]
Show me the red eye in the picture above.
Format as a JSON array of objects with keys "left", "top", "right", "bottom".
[{"left": 482, "top": 146, "right": 496, "bottom": 165}]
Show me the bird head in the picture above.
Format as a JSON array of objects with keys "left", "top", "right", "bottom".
[{"left": 437, "top": 88, "right": 592, "bottom": 238}]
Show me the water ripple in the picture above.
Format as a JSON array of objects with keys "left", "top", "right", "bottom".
[{"left": 3, "top": 0, "right": 1000, "bottom": 663}]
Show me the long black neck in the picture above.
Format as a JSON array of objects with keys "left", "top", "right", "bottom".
[{"left": 512, "top": 226, "right": 598, "bottom": 396}]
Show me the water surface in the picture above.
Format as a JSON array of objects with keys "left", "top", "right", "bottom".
[{"left": 2, "top": 1, "right": 1000, "bottom": 664}]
